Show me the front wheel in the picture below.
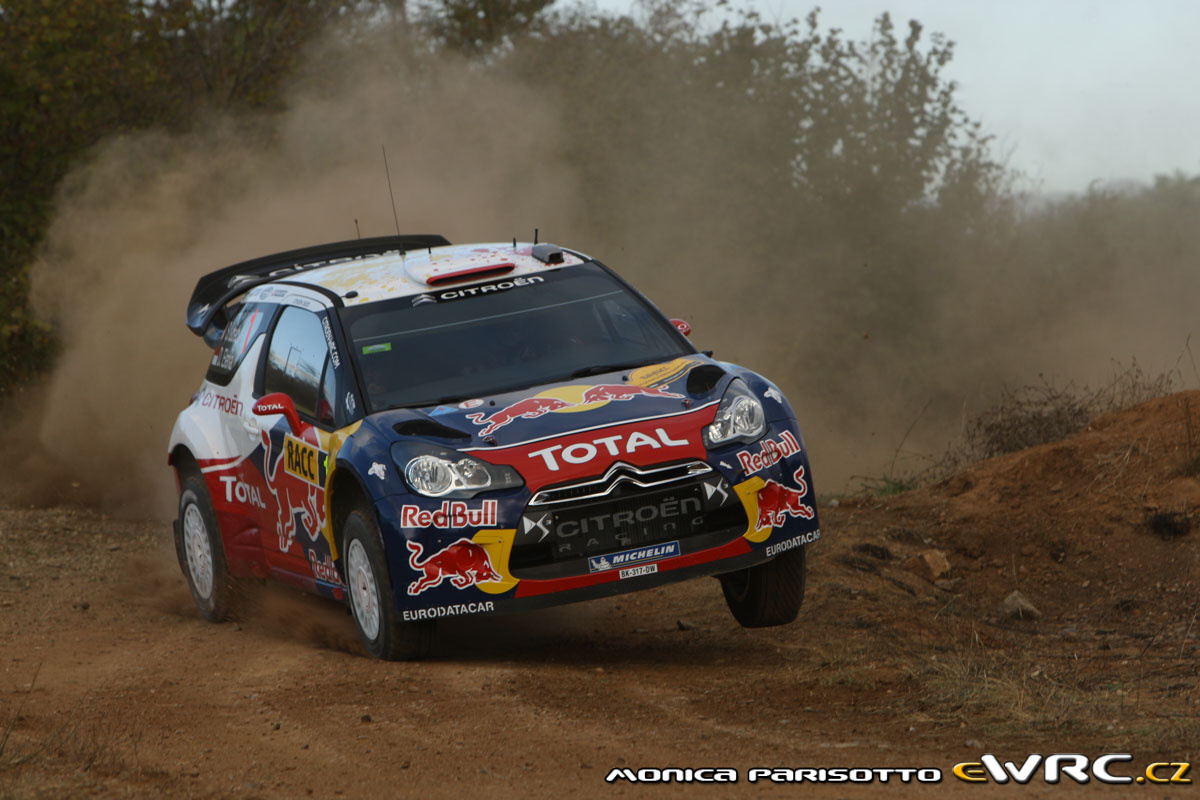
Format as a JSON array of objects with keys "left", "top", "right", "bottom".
[
  {"left": 176, "top": 474, "right": 236, "bottom": 622},
  {"left": 719, "top": 546, "right": 806, "bottom": 628},
  {"left": 343, "top": 508, "right": 433, "bottom": 660}
]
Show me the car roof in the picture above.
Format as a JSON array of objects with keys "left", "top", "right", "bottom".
[
  {"left": 297, "top": 242, "right": 587, "bottom": 306},
  {"left": 186, "top": 236, "right": 591, "bottom": 339}
]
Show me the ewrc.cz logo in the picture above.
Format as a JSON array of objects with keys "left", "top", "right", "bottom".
[
  {"left": 953, "top": 754, "right": 1192, "bottom": 785},
  {"left": 402, "top": 601, "right": 496, "bottom": 621}
]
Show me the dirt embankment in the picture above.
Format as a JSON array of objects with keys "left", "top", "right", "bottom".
[{"left": 2, "top": 393, "right": 1199, "bottom": 797}]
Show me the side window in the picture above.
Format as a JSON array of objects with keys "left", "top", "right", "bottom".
[
  {"left": 206, "top": 302, "right": 275, "bottom": 385},
  {"left": 264, "top": 307, "right": 330, "bottom": 421}
]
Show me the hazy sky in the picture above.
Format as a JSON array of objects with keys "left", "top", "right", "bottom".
[{"left": 589, "top": 0, "right": 1200, "bottom": 193}]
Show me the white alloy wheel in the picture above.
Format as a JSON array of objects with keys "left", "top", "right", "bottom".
[
  {"left": 347, "top": 538, "right": 381, "bottom": 641},
  {"left": 182, "top": 501, "right": 214, "bottom": 600}
]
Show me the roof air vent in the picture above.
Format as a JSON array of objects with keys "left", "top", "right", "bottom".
[{"left": 532, "top": 244, "right": 564, "bottom": 264}]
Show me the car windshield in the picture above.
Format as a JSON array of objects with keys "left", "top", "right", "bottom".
[{"left": 340, "top": 264, "right": 692, "bottom": 412}]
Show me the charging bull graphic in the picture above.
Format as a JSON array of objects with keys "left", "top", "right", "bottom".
[
  {"left": 466, "top": 396, "right": 573, "bottom": 436},
  {"left": 261, "top": 426, "right": 327, "bottom": 552},
  {"left": 406, "top": 538, "right": 500, "bottom": 595},
  {"left": 579, "top": 384, "right": 683, "bottom": 403},
  {"left": 466, "top": 383, "right": 684, "bottom": 436},
  {"left": 755, "top": 466, "right": 815, "bottom": 530}
]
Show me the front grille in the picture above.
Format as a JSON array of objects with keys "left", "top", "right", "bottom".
[
  {"left": 511, "top": 466, "right": 747, "bottom": 579},
  {"left": 529, "top": 460, "right": 713, "bottom": 506}
]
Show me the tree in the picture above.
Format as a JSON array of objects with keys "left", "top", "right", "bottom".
[
  {"left": 414, "top": 0, "right": 555, "bottom": 53},
  {"left": 0, "top": 0, "right": 379, "bottom": 394}
]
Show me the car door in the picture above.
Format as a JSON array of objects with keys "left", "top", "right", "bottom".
[
  {"left": 199, "top": 301, "right": 278, "bottom": 568},
  {"left": 256, "top": 304, "right": 340, "bottom": 580}
]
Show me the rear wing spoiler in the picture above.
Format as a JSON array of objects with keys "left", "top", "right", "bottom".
[{"left": 185, "top": 234, "right": 450, "bottom": 337}]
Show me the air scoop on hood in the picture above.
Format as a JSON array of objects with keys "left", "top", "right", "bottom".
[{"left": 392, "top": 418, "right": 471, "bottom": 442}]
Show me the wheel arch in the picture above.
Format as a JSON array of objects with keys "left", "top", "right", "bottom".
[
  {"left": 167, "top": 406, "right": 227, "bottom": 487},
  {"left": 170, "top": 444, "right": 200, "bottom": 479},
  {"left": 329, "top": 464, "right": 372, "bottom": 560}
]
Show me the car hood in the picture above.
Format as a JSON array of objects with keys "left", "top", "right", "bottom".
[{"left": 372, "top": 355, "right": 730, "bottom": 452}]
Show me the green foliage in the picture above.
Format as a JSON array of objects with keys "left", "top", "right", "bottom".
[
  {"left": 0, "top": 0, "right": 162, "bottom": 391},
  {"left": 0, "top": 0, "right": 367, "bottom": 394}
]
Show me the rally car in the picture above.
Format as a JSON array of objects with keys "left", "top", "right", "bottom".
[{"left": 169, "top": 235, "right": 821, "bottom": 659}]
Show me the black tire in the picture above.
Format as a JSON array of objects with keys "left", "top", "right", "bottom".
[
  {"left": 342, "top": 508, "right": 433, "bottom": 660},
  {"left": 176, "top": 473, "right": 236, "bottom": 623},
  {"left": 719, "top": 546, "right": 806, "bottom": 628}
]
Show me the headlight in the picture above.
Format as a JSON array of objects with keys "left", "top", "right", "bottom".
[
  {"left": 703, "top": 379, "right": 766, "bottom": 448},
  {"left": 392, "top": 442, "right": 523, "bottom": 498}
]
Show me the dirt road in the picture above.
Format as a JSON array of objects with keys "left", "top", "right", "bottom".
[{"left": 4, "top": 394, "right": 1200, "bottom": 798}]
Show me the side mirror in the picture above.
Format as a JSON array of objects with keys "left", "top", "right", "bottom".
[
  {"left": 254, "top": 392, "right": 302, "bottom": 434},
  {"left": 670, "top": 318, "right": 691, "bottom": 337}
]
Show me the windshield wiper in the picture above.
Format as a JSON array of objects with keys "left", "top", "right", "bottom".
[{"left": 392, "top": 394, "right": 468, "bottom": 410}]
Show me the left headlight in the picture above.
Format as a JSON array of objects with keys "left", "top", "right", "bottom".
[
  {"left": 391, "top": 442, "right": 524, "bottom": 499},
  {"left": 703, "top": 378, "right": 766, "bottom": 448}
]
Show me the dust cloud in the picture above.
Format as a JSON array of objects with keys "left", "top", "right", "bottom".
[
  {"left": 13, "top": 55, "right": 578, "bottom": 517},
  {"left": 6, "top": 19, "right": 1199, "bottom": 518}
]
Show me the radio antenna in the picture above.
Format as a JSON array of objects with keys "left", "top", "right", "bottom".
[
  {"left": 354, "top": 218, "right": 361, "bottom": 239},
  {"left": 534, "top": 228, "right": 539, "bottom": 245},
  {"left": 382, "top": 144, "right": 401, "bottom": 238}
]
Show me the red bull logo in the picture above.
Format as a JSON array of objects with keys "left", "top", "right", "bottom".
[
  {"left": 737, "top": 431, "right": 801, "bottom": 474},
  {"left": 308, "top": 549, "right": 342, "bottom": 585},
  {"left": 755, "top": 467, "right": 814, "bottom": 530},
  {"left": 406, "top": 538, "right": 501, "bottom": 595},
  {"left": 400, "top": 500, "right": 499, "bottom": 529},
  {"left": 465, "top": 383, "right": 685, "bottom": 436}
]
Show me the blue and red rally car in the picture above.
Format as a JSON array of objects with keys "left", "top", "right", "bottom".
[{"left": 169, "top": 236, "right": 821, "bottom": 659}]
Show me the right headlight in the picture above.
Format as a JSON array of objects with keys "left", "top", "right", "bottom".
[
  {"left": 392, "top": 442, "right": 524, "bottom": 499},
  {"left": 703, "top": 378, "right": 766, "bottom": 448}
]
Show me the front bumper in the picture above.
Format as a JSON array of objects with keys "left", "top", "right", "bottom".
[{"left": 373, "top": 418, "right": 822, "bottom": 620}]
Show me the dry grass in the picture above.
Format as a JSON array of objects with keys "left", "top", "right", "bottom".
[
  {"left": 883, "top": 612, "right": 1200, "bottom": 752},
  {"left": 924, "top": 359, "right": 1180, "bottom": 483},
  {"left": 912, "top": 648, "right": 1096, "bottom": 735},
  {"left": 0, "top": 664, "right": 143, "bottom": 794}
]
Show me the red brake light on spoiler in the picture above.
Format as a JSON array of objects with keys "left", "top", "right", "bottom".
[{"left": 425, "top": 263, "right": 515, "bottom": 286}]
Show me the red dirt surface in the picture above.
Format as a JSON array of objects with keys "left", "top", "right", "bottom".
[{"left": 2, "top": 393, "right": 1199, "bottom": 797}]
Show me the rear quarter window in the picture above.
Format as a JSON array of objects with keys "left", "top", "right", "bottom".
[{"left": 205, "top": 302, "right": 276, "bottom": 386}]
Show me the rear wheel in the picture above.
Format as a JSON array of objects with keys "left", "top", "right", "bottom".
[
  {"left": 343, "top": 508, "right": 433, "bottom": 660},
  {"left": 720, "top": 546, "right": 806, "bottom": 628},
  {"left": 176, "top": 474, "right": 236, "bottom": 622}
]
